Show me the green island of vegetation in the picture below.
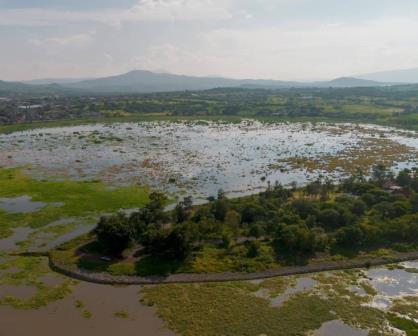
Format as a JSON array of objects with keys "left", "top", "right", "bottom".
[{"left": 51, "top": 164, "right": 418, "bottom": 277}]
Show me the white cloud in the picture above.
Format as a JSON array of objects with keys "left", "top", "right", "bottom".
[
  {"left": 127, "top": 0, "right": 233, "bottom": 21},
  {"left": 0, "top": 9, "right": 96, "bottom": 27},
  {"left": 29, "top": 31, "right": 96, "bottom": 47},
  {"left": 0, "top": 0, "right": 233, "bottom": 27},
  {"left": 194, "top": 17, "right": 418, "bottom": 79},
  {"left": 130, "top": 44, "right": 224, "bottom": 74},
  {"left": 3, "top": 1, "right": 418, "bottom": 80},
  {"left": 124, "top": 17, "right": 418, "bottom": 80}
]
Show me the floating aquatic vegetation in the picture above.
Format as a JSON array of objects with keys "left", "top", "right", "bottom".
[{"left": 2, "top": 121, "right": 417, "bottom": 201}]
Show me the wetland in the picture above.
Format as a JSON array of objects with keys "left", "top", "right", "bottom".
[
  {"left": 2, "top": 119, "right": 418, "bottom": 336},
  {"left": 1, "top": 120, "right": 418, "bottom": 201}
]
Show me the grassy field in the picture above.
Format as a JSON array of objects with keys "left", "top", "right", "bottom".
[
  {"left": 141, "top": 270, "right": 392, "bottom": 336},
  {"left": 0, "top": 255, "right": 77, "bottom": 309},
  {"left": 0, "top": 167, "right": 149, "bottom": 240}
]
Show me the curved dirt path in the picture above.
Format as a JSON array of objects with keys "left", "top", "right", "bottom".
[{"left": 48, "top": 251, "right": 418, "bottom": 285}]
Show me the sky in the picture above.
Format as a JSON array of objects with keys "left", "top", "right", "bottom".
[{"left": 1, "top": 0, "right": 418, "bottom": 81}]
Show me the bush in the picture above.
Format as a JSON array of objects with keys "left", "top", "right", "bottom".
[
  {"left": 241, "top": 204, "right": 265, "bottom": 224},
  {"left": 95, "top": 213, "right": 134, "bottom": 255},
  {"left": 335, "top": 226, "right": 364, "bottom": 247},
  {"left": 317, "top": 209, "right": 343, "bottom": 229},
  {"left": 274, "top": 224, "right": 319, "bottom": 255},
  {"left": 391, "top": 242, "right": 412, "bottom": 252},
  {"left": 246, "top": 240, "right": 261, "bottom": 258},
  {"left": 143, "top": 224, "right": 194, "bottom": 260},
  {"left": 161, "top": 225, "right": 194, "bottom": 260},
  {"left": 212, "top": 200, "right": 229, "bottom": 221},
  {"left": 249, "top": 223, "right": 265, "bottom": 239}
]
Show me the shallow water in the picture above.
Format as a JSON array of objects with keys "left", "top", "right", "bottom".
[
  {"left": 0, "top": 196, "right": 46, "bottom": 214},
  {"left": 2, "top": 121, "right": 417, "bottom": 200},
  {"left": 349, "top": 285, "right": 367, "bottom": 296},
  {"left": 28, "top": 223, "right": 95, "bottom": 252},
  {"left": 367, "top": 267, "right": 418, "bottom": 296},
  {"left": 39, "top": 274, "right": 65, "bottom": 287},
  {"left": 0, "top": 227, "right": 33, "bottom": 252},
  {"left": 0, "top": 282, "right": 173, "bottom": 336},
  {"left": 254, "top": 277, "right": 317, "bottom": 307},
  {"left": 0, "top": 284, "right": 38, "bottom": 300},
  {"left": 0, "top": 221, "right": 95, "bottom": 253},
  {"left": 0, "top": 255, "right": 173, "bottom": 335},
  {"left": 401, "top": 261, "right": 418, "bottom": 269},
  {"left": 314, "top": 320, "right": 368, "bottom": 336},
  {"left": 369, "top": 296, "right": 392, "bottom": 310},
  {"left": 271, "top": 277, "right": 317, "bottom": 307}
]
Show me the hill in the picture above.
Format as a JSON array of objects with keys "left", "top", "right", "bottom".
[
  {"left": 0, "top": 71, "right": 396, "bottom": 96},
  {"left": 64, "top": 70, "right": 299, "bottom": 93},
  {"left": 313, "top": 77, "right": 386, "bottom": 88},
  {"left": 0, "top": 81, "right": 75, "bottom": 96},
  {"left": 358, "top": 68, "right": 418, "bottom": 83}
]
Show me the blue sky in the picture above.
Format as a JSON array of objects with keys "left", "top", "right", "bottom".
[{"left": 1, "top": 0, "right": 418, "bottom": 81}]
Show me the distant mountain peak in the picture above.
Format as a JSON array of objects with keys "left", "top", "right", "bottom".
[
  {"left": 357, "top": 67, "right": 418, "bottom": 84},
  {"left": 323, "top": 77, "right": 382, "bottom": 87},
  {"left": 0, "top": 70, "right": 400, "bottom": 96}
]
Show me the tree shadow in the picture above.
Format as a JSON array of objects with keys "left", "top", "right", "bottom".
[
  {"left": 329, "top": 245, "right": 361, "bottom": 259},
  {"left": 275, "top": 251, "right": 312, "bottom": 266},
  {"left": 75, "top": 240, "right": 121, "bottom": 272},
  {"left": 134, "top": 255, "right": 184, "bottom": 276}
]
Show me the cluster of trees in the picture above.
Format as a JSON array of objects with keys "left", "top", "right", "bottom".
[
  {"left": 5, "top": 87, "right": 418, "bottom": 127},
  {"left": 95, "top": 165, "right": 418, "bottom": 261},
  {"left": 0, "top": 96, "right": 102, "bottom": 124},
  {"left": 95, "top": 192, "right": 200, "bottom": 259}
]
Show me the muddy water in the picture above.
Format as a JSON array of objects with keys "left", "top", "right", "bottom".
[
  {"left": 0, "top": 255, "right": 173, "bottom": 335},
  {"left": 0, "top": 282, "right": 173, "bottom": 336},
  {"left": 0, "top": 227, "right": 33, "bottom": 252},
  {"left": 0, "top": 284, "right": 38, "bottom": 300}
]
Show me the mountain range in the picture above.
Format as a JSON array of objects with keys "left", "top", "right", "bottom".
[
  {"left": 357, "top": 67, "right": 418, "bottom": 83},
  {"left": 0, "top": 69, "right": 416, "bottom": 96}
]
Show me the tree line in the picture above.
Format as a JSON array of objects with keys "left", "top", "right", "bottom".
[{"left": 95, "top": 165, "right": 418, "bottom": 263}]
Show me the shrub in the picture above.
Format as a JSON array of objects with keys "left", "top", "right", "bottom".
[
  {"left": 246, "top": 240, "right": 261, "bottom": 258},
  {"left": 95, "top": 213, "right": 134, "bottom": 255}
]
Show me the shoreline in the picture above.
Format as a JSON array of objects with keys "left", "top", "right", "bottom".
[{"left": 47, "top": 251, "right": 418, "bottom": 285}]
